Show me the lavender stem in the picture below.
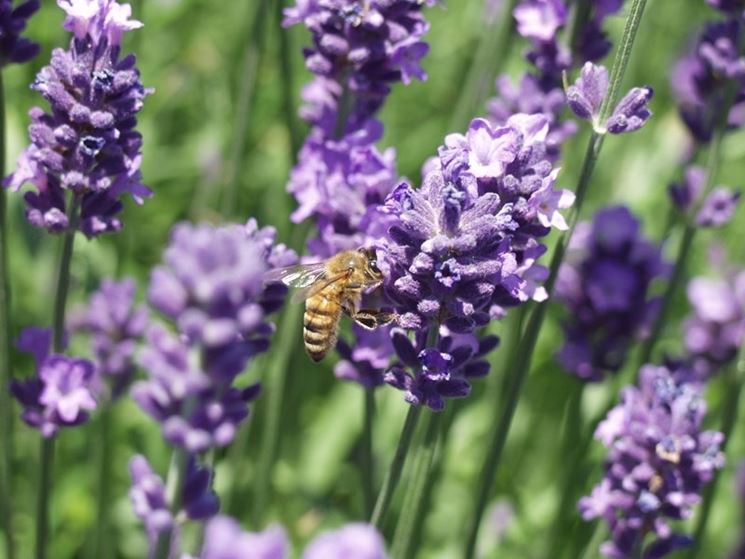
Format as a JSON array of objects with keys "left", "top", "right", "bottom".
[
  {"left": 0, "top": 68, "right": 17, "bottom": 559},
  {"left": 215, "top": 0, "right": 270, "bottom": 217},
  {"left": 389, "top": 409, "right": 442, "bottom": 559},
  {"left": 449, "top": 0, "right": 518, "bottom": 131},
  {"left": 635, "top": 71, "right": 739, "bottom": 367},
  {"left": 371, "top": 325, "right": 439, "bottom": 529},
  {"left": 370, "top": 404, "right": 421, "bottom": 529},
  {"left": 462, "top": 0, "right": 649, "bottom": 555},
  {"left": 89, "top": 404, "right": 113, "bottom": 559},
  {"left": 153, "top": 447, "right": 189, "bottom": 559},
  {"left": 361, "top": 387, "right": 375, "bottom": 518},
  {"left": 36, "top": 195, "right": 80, "bottom": 559},
  {"left": 251, "top": 299, "right": 305, "bottom": 527},
  {"left": 276, "top": 0, "right": 302, "bottom": 158}
]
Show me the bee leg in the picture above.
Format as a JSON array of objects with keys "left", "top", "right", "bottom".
[{"left": 350, "top": 309, "right": 398, "bottom": 330}]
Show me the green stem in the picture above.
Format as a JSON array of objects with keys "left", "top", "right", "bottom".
[
  {"left": 635, "top": 92, "right": 734, "bottom": 368},
  {"left": 687, "top": 358, "right": 745, "bottom": 558},
  {"left": 217, "top": 0, "right": 270, "bottom": 217},
  {"left": 448, "top": 0, "right": 518, "bottom": 131},
  {"left": 276, "top": 0, "right": 302, "bottom": 159},
  {"left": 565, "top": 0, "right": 591, "bottom": 56},
  {"left": 35, "top": 437, "right": 55, "bottom": 559},
  {"left": 250, "top": 300, "right": 304, "bottom": 527},
  {"left": 462, "top": 0, "right": 649, "bottom": 554},
  {"left": 52, "top": 196, "right": 80, "bottom": 354},
  {"left": 361, "top": 387, "right": 375, "bottom": 519},
  {"left": 36, "top": 195, "right": 80, "bottom": 559},
  {"left": 153, "top": 447, "right": 189, "bottom": 559},
  {"left": 0, "top": 68, "right": 16, "bottom": 559},
  {"left": 89, "top": 404, "right": 113, "bottom": 559},
  {"left": 545, "top": 382, "right": 586, "bottom": 557},
  {"left": 370, "top": 404, "right": 422, "bottom": 529},
  {"left": 390, "top": 410, "right": 442, "bottom": 559}
]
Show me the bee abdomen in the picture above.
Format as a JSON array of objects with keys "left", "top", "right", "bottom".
[{"left": 303, "top": 296, "right": 340, "bottom": 362}]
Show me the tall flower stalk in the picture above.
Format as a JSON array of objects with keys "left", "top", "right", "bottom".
[
  {"left": 462, "top": 0, "right": 652, "bottom": 555},
  {"left": 4, "top": 1, "right": 150, "bottom": 557},
  {"left": 0, "top": 2, "right": 40, "bottom": 556}
]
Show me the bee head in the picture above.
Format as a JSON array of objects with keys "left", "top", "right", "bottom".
[{"left": 358, "top": 247, "right": 383, "bottom": 282}]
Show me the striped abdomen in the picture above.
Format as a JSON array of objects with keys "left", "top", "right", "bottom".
[{"left": 303, "top": 292, "right": 342, "bottom": 362}]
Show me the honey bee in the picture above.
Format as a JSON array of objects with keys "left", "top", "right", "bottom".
[{"left": 265, "top": 247, "right": 396, "bottom": 362}]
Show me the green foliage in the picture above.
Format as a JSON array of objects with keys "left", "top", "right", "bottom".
[{"left": 2, "top": 0, "right": 744, "bottom": 558}]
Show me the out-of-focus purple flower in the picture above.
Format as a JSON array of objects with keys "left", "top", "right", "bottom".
[
  {"left": 706, "top": 0, "right": 745, "bottom": 14},
  {"left": 0, "top": 0, "right": 40, "bottom": 65},
  {"left": 134, "top": 220, "right": 294, "bottom": 452},
  {"left": 129, "top": 455, "right": 219, "bottom": 545},
  {"left": 70, "top": 278, "right": 148, "bottom": 398},
  {"left": 668, "top": 165, "right": 740, "bottom": 228},
  {"left": 335, "top": 325, "right": 391, "bottom": 388},
  {"left": 302, "top": 523, "right": 388, "bottom": 559},
  {"left": 683, "top": 272, "right": 745, "bottom": 377},
  {"left": 4, "top": 0, "right": 150, "bottom": 237},
  {"left": 10, "top": 327, "right": 97, "bottom": 437},
  {"left": 148, "top": 220, "right": 296, "bottom": 362},
  {"left": 555, "top": 206, "right": 669, "bottom": 381},
  {"left": 696, "top": 187, "right": 740, "bottom": 227},
  {"left": 513, "top": 0, "right": 567, "bottom": 44},
  {"left": 567, "top": 62, "right": 654, "bottom": 134},
  {"left": 287, "top": 122, "right": 397, "bottom": 257},
  {"left": 580, "top": 364, "right": 725, "bottom": 558},
  {"left": 672, "top": 18, "right": 745, "bottom": 144},
  {"left": 194, "top": 516, "right": 289, "bottom": 559},
  {"left": 283, "top": 0, "right": 431, "bottom": 135}
]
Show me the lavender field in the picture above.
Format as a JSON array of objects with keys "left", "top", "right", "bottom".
[{"left": 1, "top": 0, "right": 745, "bottom": 558}]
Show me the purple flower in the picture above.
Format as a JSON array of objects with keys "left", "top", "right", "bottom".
[
  {"left": 672, "top": 18, "right": 745, "bottom": 143},
  {"left": 567, "top": 62, "right": 654, "bottom": 134},
  {"left": 555, "top": 206, "right": 670, "bottom": 381},
  {"left": 706, "top": 0, "right": 745, "bottom": 14},
  {"left": 385, "top": 328, "right": 497, "bottom": 411},
  {"left": 380, "top": 117, "right": 568, "bottom": 410},
  {"left": 0, "top": 0, "right": 40, "bottom": 66},
  {"left": 129, "top": 455, "right": 219, "bottom": 545},
  {"left": 134, "top": 220, "right": 294, "bottom": 452},
  {"left": 10, "top": 327, "right": 97, "bottom": 437},
  {"left": 195, "top": 516, "right": 288, "bottom": 559},
  {"left": 513, "top": 0, "right": 567, "bottom": 43},
  {"left": 668, "top": 166, "right": 740, "bottom": 228},
  {"left": 283, "top": 0, "right": 431, "bottom": 134},
  {"left": 683, "top": 271, "right": 745, "bottom": 377},
  {"left": 302, "top": 523, "right": 388, "bottom": 559},
  {"left": 148, "top": 220, "right": 297, "bottom": 361},
  {"left": 487, "top": 74, "right": 577, "bottom": 162},
  {"left": 70, "top": 278, "right": 148, "bottom": 398},
  {"left": 4, "top": 0, "right": 150, "bottom": 237},
  {"left": 696, "top": 186, "right": 740, "bottom": 227},
  {"left": 287, "top": 121, "right": 397, "bottom": 257},
  {"left": 335, "top": 325, "right": 392, "bottom": 388},
  {"left": 580, "top": 364, "right": 725, "bottom": 558}
]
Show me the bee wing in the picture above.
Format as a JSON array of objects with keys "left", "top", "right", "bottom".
[
  {"left": 263, "top": 262, "right": 327, "bottom": 289},
  {"left": 264, "top": 262, "right": 350, "bottom": 304}
]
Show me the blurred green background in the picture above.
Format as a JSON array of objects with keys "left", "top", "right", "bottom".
[{"left": 2, "top": 0, "right": 745, "bottom": 557}]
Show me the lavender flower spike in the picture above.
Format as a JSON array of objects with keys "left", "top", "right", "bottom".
[
  {"left": 381, "top": 115, "right": 572, "bottom": 409},
  {"left": 0, "top": 0, "right": 40, "bottom": 66},
  {"left": 667, "top": 166, "right": 740, "bottom": 228},
  {"left": 302, "top": 523, "right": 389, "bottom": 559},
  {"left": 129, "top": 455, "right": 219, "bottom": 546},
  {"left": 555, "top": 206, "right": 669, "bottom": 381},
  {"left": 134, "top": 220, "right": 296, "bottom": 452},
  {"left": 580, "top": 364, "right": 724, "bottom": 558},
  {"left": 194, "top": 516, "right": 289, "bottom": 559},
  {"left": 10, "top": 327, "right": 97, "bottom": 437},
  {"left": 567, "top": 62, "right": 653, "bottom": 134},
  {"left": 70, "top": 278, "right": 148, "bottom": 398},
  {"left": 4, "top": 0, "right": 151, "bottom": 237}
]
